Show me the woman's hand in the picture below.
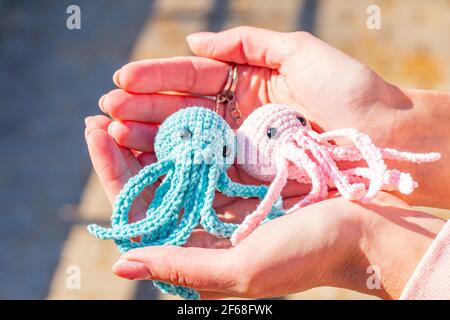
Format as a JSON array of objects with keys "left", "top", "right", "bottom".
[
  {"left": 84, "top": 26, "right": 450, "bottom": 299},
  {"left": 111, "top": 192, "right": 444, "bottom": 299},
  {"left": 99, "top": 26, "right": 449, "bottom": 207},
  {"left": 184, "top": 27, "right": 450, "bottom": 208},
  {"left": 83, "top": 119, "right": 444, "bottom": 300}
]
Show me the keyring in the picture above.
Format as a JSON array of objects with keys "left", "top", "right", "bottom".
[{"left": 214, "top": 64, "right": 241, "bottom": 124}]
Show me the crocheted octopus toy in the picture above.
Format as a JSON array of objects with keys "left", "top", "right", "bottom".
[
  {"left": 231, "top": 103, "right": 441, "bottom": 245},
  {"left": 87, "top": 106, "right": 283, "bottom": 300}
]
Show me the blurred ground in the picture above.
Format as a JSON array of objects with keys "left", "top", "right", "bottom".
[
  {"left": 0, "top": 0, "right": 151, "bottom": 298},
  {"left": 0, "top": 0, "right": 449, "bottom": 300}
]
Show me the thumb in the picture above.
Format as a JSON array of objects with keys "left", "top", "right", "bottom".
[
  {"left": 112, "top": 245, "right": 238, "bottom": 292},
  {"left": 186, "top": 26, "right": 299, "bottom": 69}
]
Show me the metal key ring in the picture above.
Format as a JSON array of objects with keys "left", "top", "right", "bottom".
[{"left": 214, "top": 64, "right": 239, "bottom": 122}]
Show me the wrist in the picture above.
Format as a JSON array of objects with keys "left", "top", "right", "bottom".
[
  {"left": 388, "top": 88, "right": 450, "bottom": 207},
  {"left": 355, "top": 197, "right": 445, "bottom": 299},
  {"left": 325, "top": 193, "right": 445, "bottom": 299}
]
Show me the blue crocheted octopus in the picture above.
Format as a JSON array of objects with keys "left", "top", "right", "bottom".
[{"left": 87, "top": 107, "right": 283, "bottom": 300}]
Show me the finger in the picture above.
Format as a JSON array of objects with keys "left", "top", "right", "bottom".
[
  {"left": 85, "top": 117, "right": 154, "bottom": 223},
  {"left": 85, "top": 117, "right": 133, "bottom": 204},
  {"left": 113, "top": 56, "right": 230, "bottom": 94},
  {"left": 100, "top": 89, "right": 215, "bottom": 123},
  {"left": 84, "top": 115, "right": 144, "bottom": 176},
  {"left": 85, "top": 114, "right": 111, "bottom": 130},
  {"left": 186, "top": 27, "right": 300, "bottom": 68},
  {"left": 108, "top": 120, "right": 158, "bottom": 152},
  {"left": 113, "top": 246, "right": 238, "bottom": 293}
]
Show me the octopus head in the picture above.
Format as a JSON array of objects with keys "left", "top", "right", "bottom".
[
  {"left": 155, "top": 106, "right": 236, "bottom": 170},
  {"left": 237, "top": 104, "right": 311, "bottom": 181}
]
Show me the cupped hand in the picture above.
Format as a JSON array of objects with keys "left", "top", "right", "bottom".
[
  {"left": 102, "top": 27, "right": 410, "bottom": 150},
  {"left": 110, "top": 191, "right": 444, "bottom": 299},
  {"left": 84, "top": 26, "right": 447, "bottom": 299},
  {"left": 96, "top": 27, "right": 410, "bottom": 209},
  {"left": 84, "top": 117, "right": 444, "bottom": 299}
]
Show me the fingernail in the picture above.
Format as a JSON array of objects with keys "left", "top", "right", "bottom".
[
  {"left": 112, "top": 259, "right": 150, "bottom": 280},
  {"left": 84, "top": 127, "right": 93, "bottom": 142},
  {"left": 107, "top": 121, "right": 120, "bottom": 136},
  {"left": 84, "top": 116, "right": 94, "bottom": 128},
  {"left": 186, "top": 31, "right": 214, "bottom": 42},
  {"left": 98, "top": 94, "right": 107, "bottom": 112},
  {"left": 113, "top": 69, "right": 121, "bottom": 87}
]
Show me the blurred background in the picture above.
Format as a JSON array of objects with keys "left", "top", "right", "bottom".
[{"left": 0, "top": 0, "right": 449, "bottom": 300}]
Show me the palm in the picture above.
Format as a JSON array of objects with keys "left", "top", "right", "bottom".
[
  {"left": 236, "top": 58, "right": 397, "bottom": 144},
  {"left": 86, "top": 27, "right": 403, "bottom": 247}
]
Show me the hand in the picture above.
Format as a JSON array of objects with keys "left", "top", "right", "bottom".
[
  {"left": 183, "top": 27, "right": 450, "bottom": 208},
  {"left": 84, "top": 120, "right": 443, "bottom": 300},
  {"left": 111, "top": 192, "right": 445, "bottom": 299},
  {"left": 98, "top": 26, "right": 448, "bottom": 206}
]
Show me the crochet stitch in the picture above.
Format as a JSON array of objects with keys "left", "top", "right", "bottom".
[
  {"left": 87, "top": 106, "right": 283, "bottom": 299},
  {"left": 232, "top": 103, "right": 441, "bottom": 245}
]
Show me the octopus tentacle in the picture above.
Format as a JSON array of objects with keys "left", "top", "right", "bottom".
[
  {"left": 151, "top": 152, "right": 208, "bottom": 245},
  {"left": 317, "top": 129, "right": 387, "bottom": 200},
  {"left": 320, "top": 143, "right": 440, "bottom": 163},
  {"left": 295, "top": 131, "right": 367, "bottom": 200},
  {"left": 87, "top": 159, "right": 173, "bottom": 239},
  {"left": 200, "top": 162, "right": 239, "bottom": 238},
  {"left": 282, "top": 143, "right": 329, "bottom": 213},
  {"left": 144, "top": 150, "right": 212, "bottom": 246},
  {"left": 153, "top": 282, "right": 200, "bottom": 300},
  {"left": 141, "top": 160, "right": 203, "bottom": 299},
  {"left": 149, "top": 163, "right": 204, "bottom": 246},
  {"left": 119, "top": 154, "right": 192, "bottom": 239},
  {"left": 88, "top": 154, "right": 192, "bottom": 240},
  {"left": 115, "top": 156, "right": 202, "bottom": 300},
  {"left": 217, "top": 171, "right": 268, "bottom": 198},
  {"left": 139, "top": 169, "right": 177, "bottom": 243},
  {"left": 103, "top": 169, "right": 178, "bottom": 253},
  {"left": 340, "top": 167, "right": 417, "bottom": 195},
  {"left": 231, "top": 155, "right": 289, "bottom": 246},
  {"left": 113, "top": 159, "right": 173, "bottom": 226},
  {"left": 293, "top": 166, "right": 417, "bottom": 196}
]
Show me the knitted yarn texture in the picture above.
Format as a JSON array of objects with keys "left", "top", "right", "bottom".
[
  {"left": 232, "top": 103, "right": 441, "bottom": 245},
  {"left": 87, "top": 106, "right": 283, "bottom": 299}
]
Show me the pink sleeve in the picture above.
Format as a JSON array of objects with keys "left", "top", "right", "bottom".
[{"left": 400, "top": 220, "right": 450, "bottom": 300}]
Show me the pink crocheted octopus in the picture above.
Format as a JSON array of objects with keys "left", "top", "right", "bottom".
[{"left": 232, "top": 103, "right": 441, "bottom": 245}]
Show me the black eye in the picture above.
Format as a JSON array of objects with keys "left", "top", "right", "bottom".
[
  {"left": 179, "top": 128, "right": 192, "bottom": 140},
  {"left": 297, "top": 116, "right": 307, "bottom": 126},
  {"left": 223, "top": 145, "right": 231, "bottom": 157},
  {"left": 267, "top": 127, "right": 277, "bottom": 139}
]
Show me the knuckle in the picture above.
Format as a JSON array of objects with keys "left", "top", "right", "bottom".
[
  {"left": 234, "top": 268, "right": 263, "bottom": 298},
  {"left": 233, "top": 25, "right": 254, "bottom": 34},
  {"left": 184, "top": 60, "right": 197, "bottom": 93},
  {"left": 226, "top": 250, "right": 263, "bottom": 298},
  {"left": 105, "top": 89, "right": 127, "bottom": 114},
  {"left": 292, "top": 30, "right": 314, "bottom": 41},
  {"left": 161, "top": 247, "right": 197, "bottom": 288}
]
